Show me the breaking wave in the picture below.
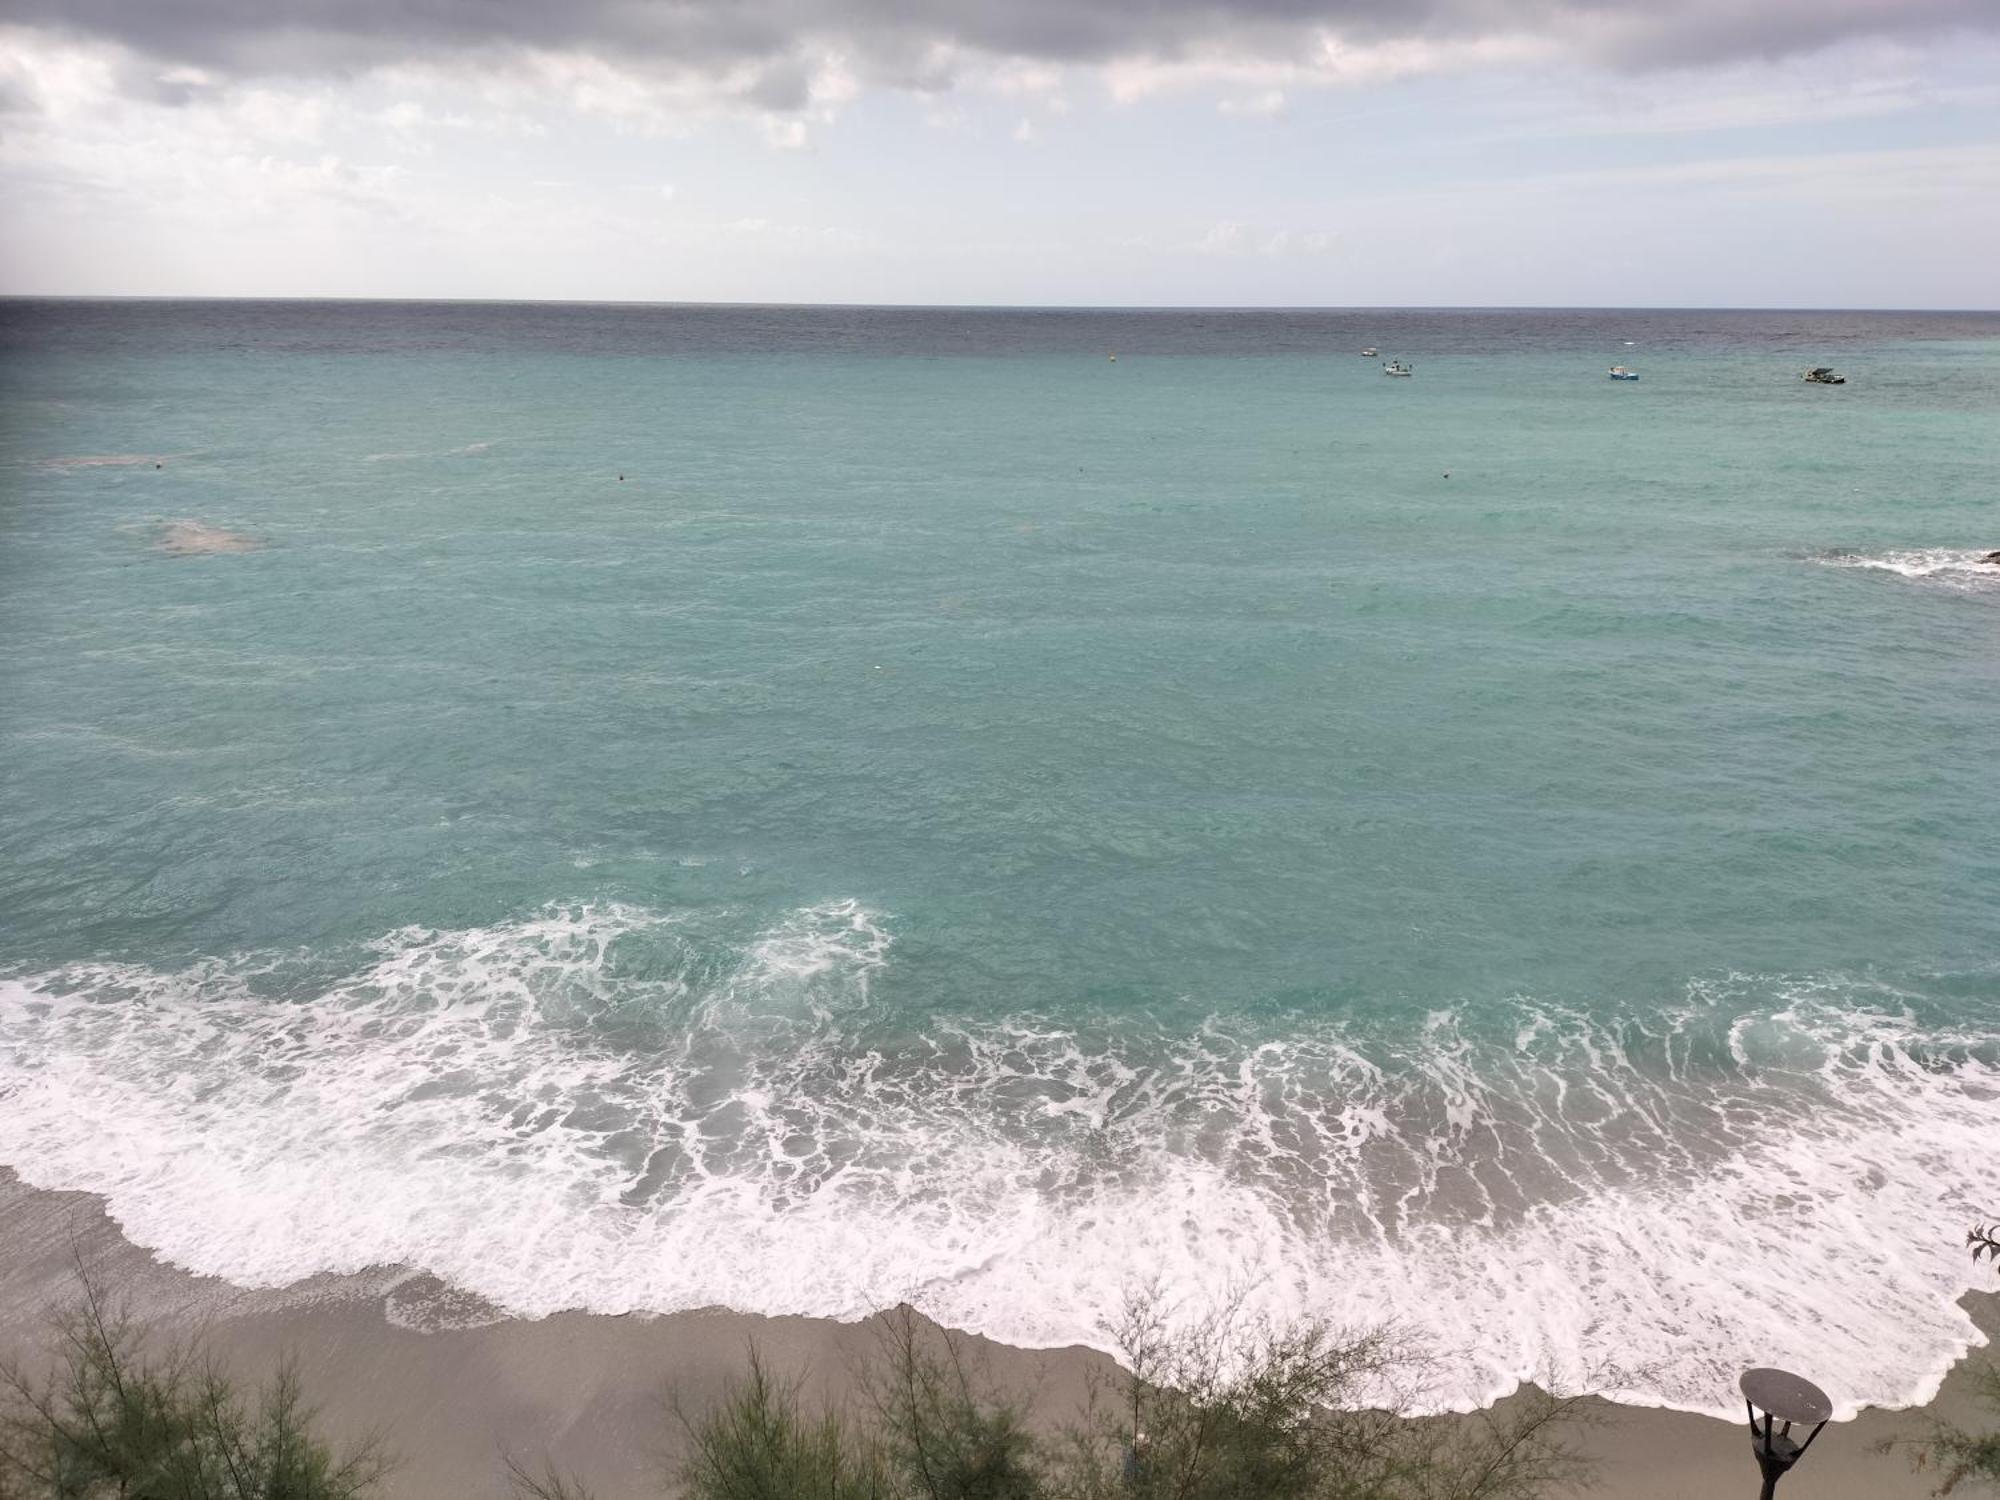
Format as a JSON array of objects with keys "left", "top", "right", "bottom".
[
  {"left": 1814, "top": 548, "right": 2000, "bottom": 590},
  {"left": 2, "top": 902, "right": 1996, "bottom": 1418}
]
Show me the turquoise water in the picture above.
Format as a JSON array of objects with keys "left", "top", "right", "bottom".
[{"left": 3, "top": 301, "right": 1998, "bottom": 1414}]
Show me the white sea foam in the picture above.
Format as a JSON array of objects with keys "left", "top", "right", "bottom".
[
  {"left": 1815, "top": 548, "right": 2000, "bottom": 590},
  {"left": 2, "top": 906, "right": 1996, "bottom": 1418}
]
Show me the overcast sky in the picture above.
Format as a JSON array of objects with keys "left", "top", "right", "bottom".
[{"left": 2, "top": 0, "right": 1997, "bottom": 305}]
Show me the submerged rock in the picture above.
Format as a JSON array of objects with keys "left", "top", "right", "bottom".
[{"left": 157, "top": 521, "right": 261, "bottom": 555}]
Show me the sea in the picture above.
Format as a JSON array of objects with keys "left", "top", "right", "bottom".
[{"left": 2, "top": 299, "right": 1997, "bottom": 1418}]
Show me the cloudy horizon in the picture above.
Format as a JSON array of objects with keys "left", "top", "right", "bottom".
[{"left": 2, "top": 0, "right": 1997, "bottom": 306}]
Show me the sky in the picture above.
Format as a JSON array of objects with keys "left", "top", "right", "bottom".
[{"left": 1, "top": 0, "right": 1997, "bottom": 306}]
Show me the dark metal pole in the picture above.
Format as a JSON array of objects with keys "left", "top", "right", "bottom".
[
  {"left": 1746, "top": 1401, "right": 1808, "bottom": 1498},
  {"left": 1749, "top": 1417, "right": 1819, "bottom": 1497},
  {"left": 1741, "top": 1368, "right": 1832, "bottom": 1499}
]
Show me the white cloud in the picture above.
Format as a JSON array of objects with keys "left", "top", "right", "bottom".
[
  {"left": 1508, "top": 140, "right": 2000, "bottom": 202},
  {"left": 984, "top": 60, "right": 1066, "bottom": 98},
  {"left": 1475, "top": 39, "right": 2000, "bottom": 145},
  {"left": 697, "top": 216, "right": 880, "bottom": 252},
  {"left": 1194, "top": 219, "right": 1340, "bottom": 256},
  {"left": 1218, "top": 88, "right": 1286, "bottom": 118},
  {"left": 1196, "top": 219, "right": 1248, "bottom": 254},
  {"left": 0, "top": 15, "right": 1993, "bottom": 306},
  {"left": 364, "top": 44, "right": 855, "bottom": 139},
  {"left": 761, "top": 115, "right": 811, "bottom": 149},
  {"left": 1102, "top": 32, "right": 1552, "bottom": 104},
  {"left": 375, "top": 99, "right": 477, "bottom": 135},
  {"left": 0, "top": 37, "right": 398, "bottom": 227}
]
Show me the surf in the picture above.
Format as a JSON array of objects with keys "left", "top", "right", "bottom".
[{"left": 2, "top": 905, "right": 1995, "bottom": 1420}]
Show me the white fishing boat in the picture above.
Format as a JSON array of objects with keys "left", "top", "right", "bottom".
[
  {"left": 1382, "top": 360, "right": 1413, "bottom": 377},
  {"left": 1609, "top": 366, "right": 1639, "bottom": 381},
  {"left": 1361, "top": 347, "right": 1379, "bottom": 357},
  {"left": 1803, "top": 366, "right": 1846, "bottom": 385}
]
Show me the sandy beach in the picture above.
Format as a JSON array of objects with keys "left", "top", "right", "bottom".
[
  {"left": 2, "top": 1170, "right": 1989, "bottom": 1500},
  {"left": 6, "top": 0, "right": 2000, "bottom": 1476}
]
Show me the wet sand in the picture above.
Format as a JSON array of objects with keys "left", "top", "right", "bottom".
[{"left": 1, "top": 1170, "right": 1990, "bottom": 1499}]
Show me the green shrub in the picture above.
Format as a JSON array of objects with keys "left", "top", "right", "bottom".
[
  {"left": 675, "top": 1350, "right": 888, "bottom": 1500},
  {"left": 1888, "top": 1363, "right": 2000, "bottom": 1495},
  {"left": 0, "top": 1263, "right": 389, "bottom": 1500},
  {"left": 864, "top": 1307, "right": 1041, "bottom": 1500},
  {"left": 672, "top": 1292, "right": 1593, "bottom": 1500},
  {"left": 1042, "top": 1288, "right": 1592, "bottom": 1500},
  {"left": 2, "top": 1267, "right": 1595, "bottom": 1500}
]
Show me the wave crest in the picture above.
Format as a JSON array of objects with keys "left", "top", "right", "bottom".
[
  {"left": 3, "top": 908, "right": 1997, "bottom": 1419},
  {"left": 1814, "top": 548, "right": 2000, "bottom": 590}
]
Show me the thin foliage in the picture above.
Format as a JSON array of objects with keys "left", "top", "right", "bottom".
[
  {"left": 674, "top": 1348, "right": 888, "bottom": 1500},
  {"left": 1873, "top": 1222, "right": 2000, "bottom": 1495},
  {"left": 1876, "top": 1362, "right": 2000, "bottom": 1495},
  {"left": 0, "top": 1258, "right": 391, "bottom": 1500},
  {"left": 505, "top": 1452, "right": 600, "bottom": 1500},
  {"left": 674, "top": 1291, "right": 1594, "bottom": 1500},
  {"left": 1042, "top": 1286, "right": 1594, "bottom": 1500},
  {"left": 862, "top": 1307, "right": 1041, "bottom": 1500},
  {"left": 1971, "top": 1226, "right": 2000, "bottom": 1272},
  {"left": 0, "top": 1260, "right": 1597, "bottom": 1500}
]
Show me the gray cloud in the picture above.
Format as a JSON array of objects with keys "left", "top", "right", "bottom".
[{"left": 9, "top": 0, "right": 1995, "bottom": 97}]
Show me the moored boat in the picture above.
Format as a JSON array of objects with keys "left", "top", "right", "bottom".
[
  {"left": 1609, "top": 366, "right": 1639, "bottom": 381},
  {"left": 1382, "top": 360, "right": 1413, "bottom": 377},
  {"left": 1803, "top": 366, "right": 1846, "bottom": 385}
]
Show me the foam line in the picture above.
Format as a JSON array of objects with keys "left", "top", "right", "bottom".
[
  {"left": 1815, "top": 548, "right": 2000, "bottom": 590},
  {"left": 2, "top": 905, "right": 1995, "bottom": 1417}
]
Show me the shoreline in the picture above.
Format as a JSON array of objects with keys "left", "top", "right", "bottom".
[{"left": 2, "top": 1169, "right": 1992, "bottom": 1499}]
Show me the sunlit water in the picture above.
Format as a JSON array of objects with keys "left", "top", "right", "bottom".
[{"left": 3, "top": 301, "right": 1998, "bottom": 1415}]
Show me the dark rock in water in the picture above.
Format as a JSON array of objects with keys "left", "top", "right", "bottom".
[{"left": 1981, "top": 551, "right": 2000, "bottom": 566}]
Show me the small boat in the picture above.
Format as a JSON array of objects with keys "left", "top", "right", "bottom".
[
  {"left": 1382, "top": 360, "right": 1413, "bottom": 377},
  {"left": 1361, "top": 347, "right": 1379, "bottom": 357},
  {"left": 1608, "top": 366, "right": 1639, "bottom": 381},
  {"left": 1803, "top": 366, "right": 1846, "bottom": 385}
]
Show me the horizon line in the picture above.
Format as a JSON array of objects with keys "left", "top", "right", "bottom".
[{"left": 2, "top": 294, "right": 1997, "bottom": 316}]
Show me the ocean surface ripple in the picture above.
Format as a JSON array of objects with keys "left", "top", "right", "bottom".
[{"left": 4, "top": 301, "right": 1999, "bottom": 1419}]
